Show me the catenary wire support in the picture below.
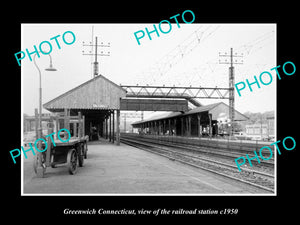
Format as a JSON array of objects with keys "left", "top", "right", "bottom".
[
  {"left": 219, "top": 48, "right": 243, "bottom": 136},
  {"left": 82, "top": 36, "right": 110, "bottom": 78}
]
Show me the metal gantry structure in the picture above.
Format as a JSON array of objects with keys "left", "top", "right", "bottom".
[
  {"left": 122, "top": 26, "right": 236, "bottom": 128},
  {"left": 121, "top": 85, "right": 230, "bottom": 98},
  {"left": 121, "top": 85, "right": 231, "bottom": 107}
]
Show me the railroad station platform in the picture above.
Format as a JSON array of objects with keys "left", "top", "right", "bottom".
[{"left": 23, "top": 138, "right": 265, "bottom": 195}]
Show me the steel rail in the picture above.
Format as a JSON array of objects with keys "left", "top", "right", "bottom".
[
  {"left": 121, "top": 137, "right": 274, "bottom": 193},
  {"left": 123, "top": 135, "right": 274, "bottom": 167}
]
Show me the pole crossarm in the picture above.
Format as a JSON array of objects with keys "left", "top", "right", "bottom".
[
  {"left": 120, "top": 112, "right": 143, "bottom": 119},
  {"left": 120, "top": 85, "right": 230, "bottom": 99}
]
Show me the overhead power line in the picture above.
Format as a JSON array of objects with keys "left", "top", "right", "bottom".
[{"left": 136, "top": 25, "right": 220, "bottom": 84}]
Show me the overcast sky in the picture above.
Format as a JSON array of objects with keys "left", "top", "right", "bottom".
[{"left": 21, "top": 23, "right": 276, "bottom": 118}]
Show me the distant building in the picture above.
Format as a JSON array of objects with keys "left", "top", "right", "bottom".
[
  {"left": 245, "top": 116, "right": 274, "bottom": 140},
  {"left": 132, "top": 102, "right": 248, "bottom": 137},
  {"left": 246, "top": 124, "right": 267, "bottom": 139},
  {"left": 23, "top": 113, "right": 52, "bottom": 132},
  {"left": 267, "top": 115, "right": 275, "bottom": 138}
]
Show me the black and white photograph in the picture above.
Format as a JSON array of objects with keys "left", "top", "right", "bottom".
[
  {"left": 4, "top": 4, "right": 298, "bottom": 221},
  {"left": 21, "top": 23, "right": 276, "bottom": 195}
]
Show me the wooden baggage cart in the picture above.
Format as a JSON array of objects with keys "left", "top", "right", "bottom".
[{"left": 33, "top": 110, "right": 89, "bottom": 177}]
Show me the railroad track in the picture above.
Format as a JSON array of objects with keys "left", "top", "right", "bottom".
[
  {"left": 122, "top": 134, "right": 274, "bottom": 167},
  {"left": 121, "top": 135, "right": 275, "bottom": 193}
]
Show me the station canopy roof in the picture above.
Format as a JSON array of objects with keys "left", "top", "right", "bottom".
[
  {"left": 132, "top": 102, "right": 248, "bottom": 125},
  {"left": 43, "top": 75, "right": 126, "bottom": 112}
]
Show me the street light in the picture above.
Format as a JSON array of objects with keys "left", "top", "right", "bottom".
[
  {"left": 45, "top": 56, "right": 57, "bottom": 71},
  {"left": 33, "top": 53, "right": 57, "bottom": 171}
]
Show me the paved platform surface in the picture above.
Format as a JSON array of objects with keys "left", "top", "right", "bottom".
[{"left": 23, "top": 139, "right": 263, "bottom": 195}]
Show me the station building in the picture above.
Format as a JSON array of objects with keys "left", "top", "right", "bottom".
[
  {"left": 132, "top": 102, "right": 248, "bottom": 137},
  {"left": 24, "top": 73, "right": 250, "bottom": 143},
  {"left": 43, "top": 75, "right": 126, "bottom": 144},
  {"left": 41, "top": 74, "right": 189, "bottom": 144}
]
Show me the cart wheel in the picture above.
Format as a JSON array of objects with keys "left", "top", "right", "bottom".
[
  {"left": 67, "top": 149, "right": 78, "bottom": 175},
  {"left": 33, "top": 154, "right": 46, "bottom": 177},
  {"left": 50, "top": 155, "right": 57, "bottom": 168},
  {"left": 78, "top": 144, "right": 84, "bottom": 167},
  {"left": 84, "top": 142, "right": 88, "bottom": 159}
]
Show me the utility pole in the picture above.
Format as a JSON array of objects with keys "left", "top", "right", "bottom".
[
  {"left": 124, "top": 113, "right": 126, "bottom": 132},
  {"left": 82, "top": 36, "right": 110, "bottom": 77},
  {"left": 219, "top": 48, "right": 243, "bottom": 136},
  {"left": 121, "top": 112, "right": 145, "bottom": 132}
]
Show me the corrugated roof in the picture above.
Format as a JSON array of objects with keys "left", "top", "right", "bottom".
[
  {"left": 132, "top": 102, "right": 248, "bottom": 125},
  {"left": 185, "top": 102, "right": 221, "bottom": 115},
  {"left": 132, "top": 111, "right": 184, "bottom": 125}
]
